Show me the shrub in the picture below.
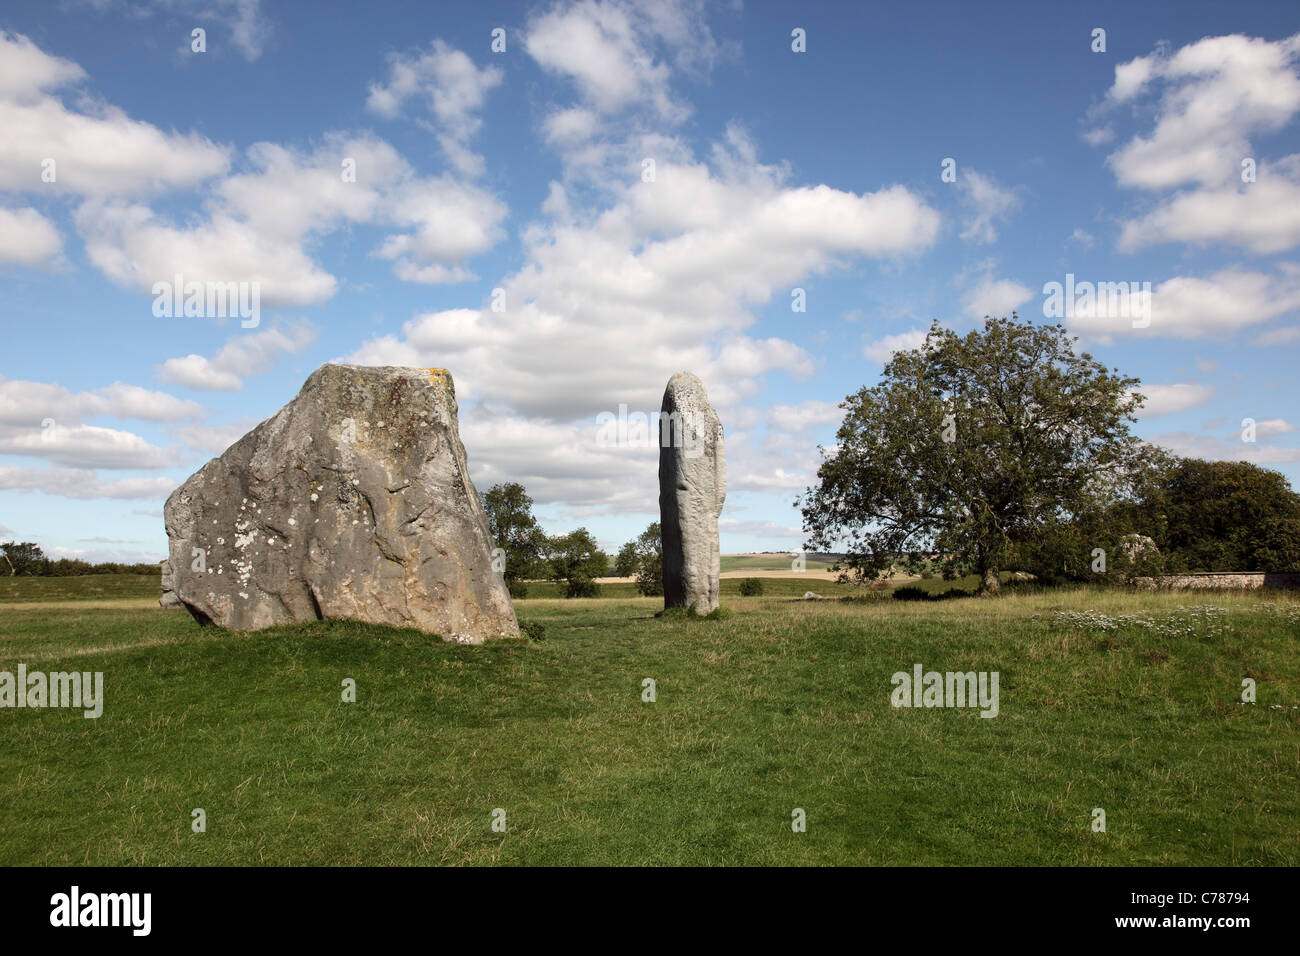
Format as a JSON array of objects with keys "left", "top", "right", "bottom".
[
  {"left": 518, "top": 620, "right": 546, "bottom": 642},
  {"left": 738, "top": 577, "right": 764, "bottom": 596},
  {"left": 565, "top": 576, "right": 600, "bottom": 599}
]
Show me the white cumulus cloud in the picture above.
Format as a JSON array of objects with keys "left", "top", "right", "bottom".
[
  {"left": 0, "top": 466, "right": 178, "bottom": 500},
  {"left": 863, "top": 328, "right": 930, "bottom": 364},
  {"left": 0, "top": 206, "right": 62, "bottom": 267},
  {"left": 962, "top": 274, "right": 1033, "bottom": 319},
  {"left": 0, "top": 31, "right": 231, "bottom": 199},
  {"left": 367, "top": 39, "right": 503, "bottom": 177},
  {"left": 1065, "top": 265, "right": 1300, "bottom": 338},
  {"left": 158, "top": 322, "right": 318, "bottom": 391},
  {"left": 1132, "top": 383, "right": 1215, "bottom": 417},
  {"left": 957, "top": 168, "right": 1020, "bottom": 243},
  {"left": 1090, "top": 33, "right": 1300, "bottom": 255}
]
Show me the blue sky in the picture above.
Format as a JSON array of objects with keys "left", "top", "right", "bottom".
[{"left": 2, "top": 0, "right": 1299, "bottom": 563}]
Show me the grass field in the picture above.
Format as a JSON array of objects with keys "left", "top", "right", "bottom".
[
  {"left": 1, "top": 575, "right": 1297, "bottom": 865},
  {"left": 719, "top": 553, "right": 837, "bottom": 573},
  {"left": 535, "top": 575, "right": 856, "bottom": 599},
  {"left": 0, "top": 573, "right": 159, "bottom": 603}
]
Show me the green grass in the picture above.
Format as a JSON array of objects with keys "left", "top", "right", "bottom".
[
  {"left": 0, "top": 572, "right": 157, "bottom": 603},
  {"left": 528, "top": 576, "right": 860, "bottom": 599},
  {"left": 0, "top": 576, "right": 1297, "bottom": 865}
]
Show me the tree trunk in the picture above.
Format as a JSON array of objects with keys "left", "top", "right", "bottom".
[{"left": 978, "top": 564, "right": 1000, "bottom": 595}]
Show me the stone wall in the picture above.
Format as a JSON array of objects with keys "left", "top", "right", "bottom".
[{"left": 1132, "top": 572, "right": 1300, "bottom": 590}]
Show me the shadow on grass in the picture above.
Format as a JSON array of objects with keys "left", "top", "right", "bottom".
[
  {"left": 889, "top": 579, "right": 1066, "bottom": 601},
  {"left": 653, "top": 604, "right": 735, "bottom": 621},
  {"left": 890, "top": 585, "right": 975, "bottom": 602}
]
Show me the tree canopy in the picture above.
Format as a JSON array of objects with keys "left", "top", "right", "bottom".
[
  {"left": 1151, "top": 458, "right": 1300, "bottom": 573},
  {"left": 480, "top": 482, "right": 548, "bottom": 595},
  {"left": 546, "top": 528, "right": 608, "bottom": 598},
  {"left": 801, "top": 315, "right": 1149, "bottom": 592},
  {"left": 1, "top": 541, "right": 46, "bottom": 575},
  {"left": 616, "top": 522, "right": 663, "bottom": 596}
]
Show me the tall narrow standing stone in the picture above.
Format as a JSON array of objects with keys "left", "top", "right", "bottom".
[{"left": 659, "top": 371, "right": 726, "bottom": 613}]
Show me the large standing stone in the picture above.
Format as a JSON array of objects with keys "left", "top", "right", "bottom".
[
  {"left": 163, "top": 364, "right": 518, "bottom": 643},
  {"left": 659, "top": 371, "right": 726, "bottom": 614}
]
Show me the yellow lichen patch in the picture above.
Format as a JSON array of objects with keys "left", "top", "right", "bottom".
[{"left": 424, "top": 367, "right": 454, "bottom": 398}]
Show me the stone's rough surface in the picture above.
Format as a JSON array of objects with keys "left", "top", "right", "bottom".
[
  {"left": 159, "top": 559, "right": 182, "bottom": 609},
  {"left": 659, "top": 371, "right": 726, "bottom": 614},
  {"left": 163, "top": 364, "right": 519, "bottom": 643}
]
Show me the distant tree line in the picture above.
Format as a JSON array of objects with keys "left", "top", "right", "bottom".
[
  {"left": 480, "top": 483, "right": 609, "bottom": 598},
  {"left": 912, "top": 455, "right": 1300, "bottom": 582},
  {"left": 479, "top": 482, "right": 666, "bottom": 598},
  {"left": 0, "top": 541, "right": 159, "bottom": 576}
]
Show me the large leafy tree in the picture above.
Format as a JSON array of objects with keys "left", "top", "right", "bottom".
[
  {"left": 0, "top": 541, "right": 45, "bottom": 576},
  {"left": 801, "top": 315, "right": 1147, "bottom": 593},
  {"left": 616, "top": 522, "right": 663, "bottom": 596},
  {"left": 546, "top": 528, "right": 609, "bottom": 598},
  {"left": 479, "top": 482, "right": 548, "bottom": 596}
]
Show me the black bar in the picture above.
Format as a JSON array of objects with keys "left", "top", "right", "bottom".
[{"left": 0, "top": 866, "right": 1289, "bottom": 942}]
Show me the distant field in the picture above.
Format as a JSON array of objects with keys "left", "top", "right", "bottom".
[
  {"left": 719, "top": 553, "right": 838, "bottom": 573},
  {"left": 0, "top": 573, "right": 156, "bottom": 603},
  {"left": 1, "top": 574, "right": 1297, "bottom": 865}
]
